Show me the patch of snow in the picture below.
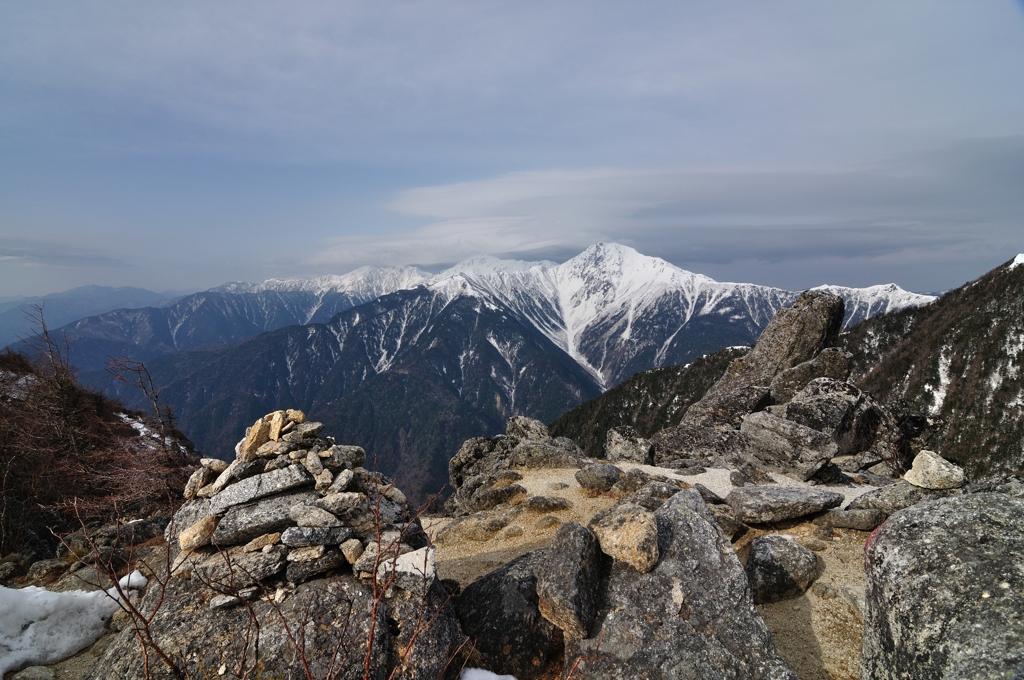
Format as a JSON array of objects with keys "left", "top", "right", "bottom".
[
  {"left": 461, "top": 670, "right": 518, "bottom": 680},
  {"left": 1008, "top": 254, "right": 1024, "bottom": 271},
  {"left": 923, "top": 352, "right": 952, "bottom": 415},
  {"left": 0, "top": 571, "right": 147, "bottom": 674}
]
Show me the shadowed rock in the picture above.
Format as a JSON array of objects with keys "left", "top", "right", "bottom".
[
  {"left": 745, "top": 534, "right": 823, "bottom": 603},
  {"left": 726, "top": 486, "right": 843, "bottom": 524}
]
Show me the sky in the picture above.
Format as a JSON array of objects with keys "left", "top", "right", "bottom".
[{"left": 2, "top": 1, "right": 1024, "bottom": 297}]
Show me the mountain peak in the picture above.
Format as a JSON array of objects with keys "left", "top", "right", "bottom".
[
  {"left": 437, "top": 254, "right": 551, "bottom": 278},
  {"left": 1009, "top": 254, "right": 1024, "bottom": 271}
]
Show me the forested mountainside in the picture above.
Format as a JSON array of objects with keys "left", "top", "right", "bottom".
[
  {"left": 839, "top": 255, "right": 1024, "bottom": 478},
  {"left": 548, "top": 346, "right": 749, "bottom": 457}
]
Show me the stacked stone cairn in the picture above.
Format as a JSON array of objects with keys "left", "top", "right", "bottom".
[{"left": 171, "top": 409, "right": 431, "bottom": 603}]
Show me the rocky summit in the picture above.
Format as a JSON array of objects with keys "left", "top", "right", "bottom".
[{"left": 5, "top": 283, "right": 1024, "bottom": 680}]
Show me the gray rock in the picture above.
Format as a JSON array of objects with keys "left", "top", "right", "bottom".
[
  {"left": 450, "top": 472, "right": 528, "bottom": 514},
  {"left": 726, "top": 486, "right": 844, "bottom": 524},
  {"left": 534, "top": 522, "right": 600, "bottom": 640},
  {"left": 167, "top": 498, "right": 212, "bottom": 544},
  {"left": 740, "top": 411, "right": 838, "bottom": 481},
  {"left": 92, "top": 572, "right": 402, "bottom": 680},
  {"left": 860, "top": 493, "right": 1024, "bottom": 680},
  {"left": 353, "top": 537, "right": 414, "bottom": 574},
  {"left": 454, "top": 551, "right": 560, "bottom": 678},
  {"left": 768, "top": 347, "right": 852, "bottom": 404},
  {"left": 608, "top": 467, "right": 649, "bottom": 497},
  {"left": 26, "top": 558, "right": 65, "bottom": 582},
  {"left": 288, "top": 503, "right": 342, "bottom": 528},
  {"left": 813, "top": 508, "right": 886, "bottom": 531},
  {"left": 386, "top": 580, "right": 470, "bottom": 680},
  {"left": 589, "top": 502, "right": 660, "bottom": 573},
  {"left": 284, "top": 549, "right": 347, "bottom": 584},
  {"left": 321, "top": 445, "right": 366, "bottom": 472},
  {"left": 12, "top": 667, "right": 55, "bottom": 680},
  {"left": 209, "top": 465, "right": 313, "bottom": 514},
  {"left": 604, "top": 425, "right": 654, "bottom": 464},
  {"left": 566, "top": 489, "right": 797, "bottom": 679},
  {"left": 505, "top": 415, "right": 549, "bottom": 440},
  {"left": 903, "top": 449, "right": 965, "bottom": 489},
  {"left": 280, "top": 526, "right": 353, "bottom": 547},
  {"left": 209, "top": 458, "right": 265, "bottom": 495},
  {"left": 302, "top": 450, "right": 324, "bottom": 476},
  {"left": 211, "top": 490, "right": 317, "bottom": 546},
  {"left": 435, "top": 506, "right": 522, "bottom": 543},
  {"left": 682, "top": 290, "right": 845, "bottom": 429},
  {"left": 694, "top": 483, "right": 726, "bottom": 505},
  {"left": 745, "top": 534, "right": 823, "bottom": 603},
  {"left": 846, "top": 480, "right": 964, "bottom": 518},
  {"left": 575, "top": 463, "right": 623, "bottom": 497},
  {"left": 192, "top": 546, "right": 286, "bottom": 588},
  {"left": 376, "top": 546, "right": 436, "bottom": 592},
  {"left": 839, "top": 585, "right": 865, "bottom": 623},
  {"left": 183, "top": 466, "right": 212, "bottom": 500},
  {"left": 508, "top": 438, "right": 583, "bottom": 469},
  {"left": 708, "top": 503, "right": 744, "bottom": 539},
  {"left": 327, "top": 467, "right": 355, "bottom": 494},
  {"left": 651, "top": 425, "right": 750, "bottom": 465},
  {"left": 524, "top": 495, "right": 572, "bottom": 512}
]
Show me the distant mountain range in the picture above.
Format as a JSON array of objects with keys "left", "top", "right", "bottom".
[
  {"left": 0, "top": 285, "right": 183, "bottom": 348},
  {"left": 74, "top": 243, "right": 934, "bottom": 501}
]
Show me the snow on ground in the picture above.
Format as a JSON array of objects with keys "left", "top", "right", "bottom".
[
  {"left": 461, "top": 670, "right": 518, "bottom": 680},
  {"left": 0, "top": 570, "right": 147, "bottom": 674},
  {"left": 1009, "top": 254, "right": 1024, "bottom": 271}
]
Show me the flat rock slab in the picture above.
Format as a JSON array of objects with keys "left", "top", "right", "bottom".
[
  {"left": 209, "top": 465, "right": 313, "bottom": 514},
  {"left": 726, "top": 486, "right": 844, "bottom": 524},
  {"left": 861, "top": 493, "right": 1024, "bottom": 680},
  {"left": 567, "top": 489, "right": 797, "bottom": 679},
  {"left": 280, "top": 526, "right": 354, "bottom": 547},
  {"left": 846, "top": 480, "right": 964, "bottom": 518},
  {"left": 212, "top": 490, "right": 317, "bottom": 546}
]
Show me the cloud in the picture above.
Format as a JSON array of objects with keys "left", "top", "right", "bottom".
[
  {"left": 309, "top": 137, "right": 1024, "bottom": 287},
  {"left": 0, "top": 240, "right": 130, "bottom": 269}
]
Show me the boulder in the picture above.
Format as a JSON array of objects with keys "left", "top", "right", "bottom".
[
  {"left": 740, "top": 411, "right": 838, "bottom": 481},
  {"left": 376, "top": 546, "right": 436, "bottom": 593},
  {"left": 448, "top": 471, "right": 528, "bottom": 515},
  {"left": 589, "top": 502, "right": 660, "bottom": 573},
  {"left": 745, "top": 534, "right": 823, "bottom": 603},
  {"left": 534, "top": 522, "right": 601, "bottom": 640},
  {"left": 768, "top": 347, "right": 852, "bottom": 404},
  {"left": 860, "top": 493, "right": 1024, "bottom": 680},
  {"left": 681, "top": 290, "right": 845, "bottom": 429},
  {"left": 604, "top": 426, "right": 654, "bottom": 464},
  {"left": 566, "top": 490, "right": 797, "bottom": 679},
  {"left": 650, "top": 425, "right": 749, "bottom": 466},
  {"left": 846, "top": 480, "right": 964, "bottom": 519},
  {"left": 726, "top": 486, "right": 844, "bottom": 524},
  {"left": 280, "top": 526, "right": 353, "bottom": 548},
  {"left": 575, "top": 463, "right": 622, "bottom": 497},
  {"left": 192, "top": 546, "right": 287, "bottom": 589},
  {"left": 903, "top": 449, "right": 965, "bottom": 489},
  {"left": 524, "top": 495, "right": 572, "bottom": 512},
  {"left": 178, "top": 516, "right": 218, "bottom": 551},
  {"left": 505, "top": 416, "right": 549, "bottom": 440},
  {"left": 454, "top": 552, "right": 561, "bottom": 678}
]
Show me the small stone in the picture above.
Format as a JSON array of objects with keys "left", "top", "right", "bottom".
[
  {"left": 183, "top": 467, "right": 212, "bottom": 500},
  {"left": 200, "top": 458, "right": 229, "bottom": 473},
  {"left": 903, "top": 450, "right": 965, "bottom": 489},
  {"left": 800, "top": 538, "right": 829, "bottom": 552},
  {"left": 506, "top": 415, "right": 549, "bottom": 440},
  {"left": 285, "top": 549, "right": 347, "bottom": 584},
  {"left": 745, "top": 534, "right": 823, "bottom": 603},
  {"left": 243, "top": 533, "right": 281, "bottom": 552},
  {"left": 255, "top": 440, "right": 292, "bottom": 458},
  {"left": 281, "top": 526, "right": 354, "bottom": 547},
  {"left": 209, "top": 458, "right": 265, "bottom": 495},
  {"left": 708, "top": 504, "right": 744, "bottom": 539},
  {"left": 303, "top": 450, "right": 324, "bottom": 476},
  {"left": 289, "top": 449, "right": 306, "bottom": 460},
  {"left": 604, "top": 426, "right": 654, "bottom": 464},
  {"left": 382, "top": 484, "right": 406, "bottom": 506},
  {"left": 327, "top": 468, "right": 355, "bottom": 494},
  {"left": 810, "top": 581, "right": 838, "bottom": 599},
  {"left": 340, "top": 538, "right": 364, "bottom": 564},
  {"left": 240, "top": 417, "right": 271, "bottom": 460},
  {"left": 314, "top": 469, "right": 334, "bottom": 492},
  {"left": 536, "top": 515, "right": 562, "bottom": 530},
  {"left": 286, "top": 409, "right": 306, "bottom": 423},
  {"left": 590, "top": 502, "right": 659, "bottom": 573},
  {"left": 524, "top": 495, "right": 573, "bottom": 512},
  {"left": 288, "top": 504, "right": 342, "bottom": 528},
  {"left": 287, "top": 545, "right": 326, "bottom": 562},
  {"left": 209, "top": 594, "right": 243, "bottom": 610},
  {"left": 178, "top": 515, "right": 218, "bottom": 551},
  {"left": 267, "top": 410, "right": 286, "bottom": 441},
  {"left": 839, "top": 585, "right": 865, "bottom": 622},
  {"left": 693, "top": 483, "right": 725, "bottom": 505},
  {"left": 496, "top": 524, "right": 525, "bottom": 540}
]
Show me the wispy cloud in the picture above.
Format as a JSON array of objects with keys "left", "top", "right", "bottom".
[
  {"left": 0, "top": 240, "right": 130, "bottom": 269},
  {"left": 310, "top": 138, "right": 1024, "bottom": 288}
]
